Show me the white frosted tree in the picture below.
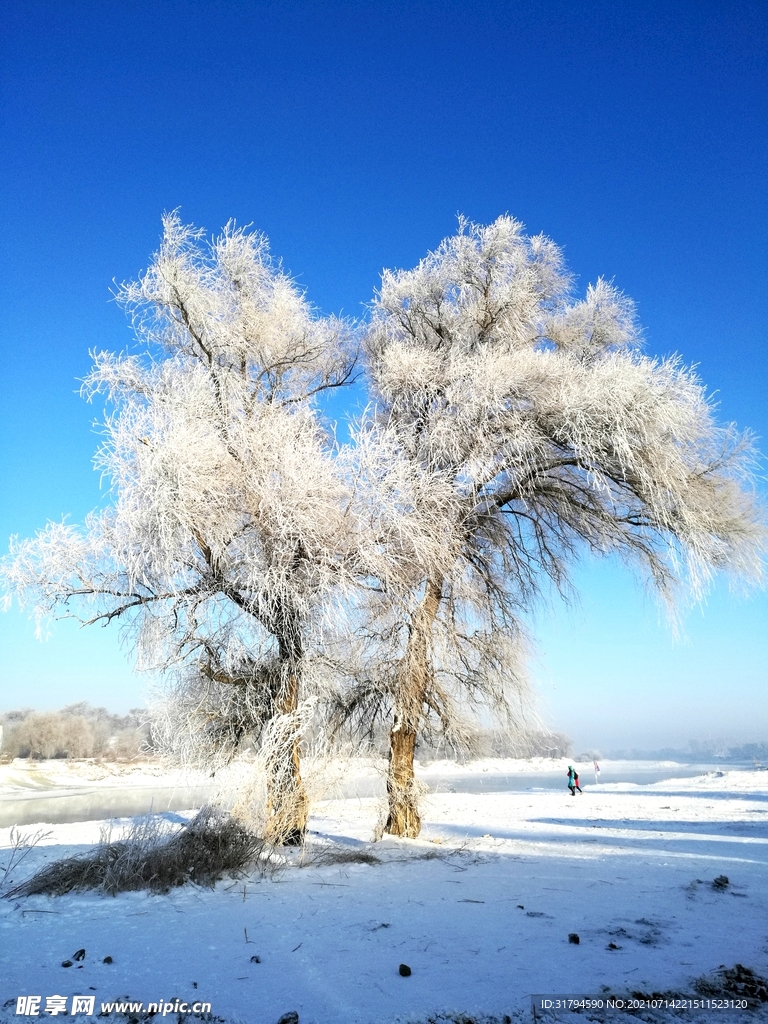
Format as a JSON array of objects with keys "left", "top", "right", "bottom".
[
  {"left": 1, "top": 213, "right": 357, "bottom": 844},
  {"left": 4, "top": 213, "right": 766, "bottom": 845},
  {"left": 341, "top": 215, "right": 766, "bottom": 837}
]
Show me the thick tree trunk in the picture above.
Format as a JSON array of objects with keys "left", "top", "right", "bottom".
[
  {"left": 384, "top": 577, "right": 443, "bottom": 838},
  {"left": 385, "top": 725, "right": 420, "bottom": 837},
  {"left": 263, "top": 687, "right": 309, "bottom": 846},
  {"left": 265, "top": 625, "right": 309, "bottom": 846}
]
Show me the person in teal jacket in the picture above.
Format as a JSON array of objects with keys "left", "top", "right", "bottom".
[{"left": 565, "top": 765, "right": 581, "bottom": 794}]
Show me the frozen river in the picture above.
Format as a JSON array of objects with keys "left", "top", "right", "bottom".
[{"left": 0, "top": 760, "right": 753, "bottom": 827}]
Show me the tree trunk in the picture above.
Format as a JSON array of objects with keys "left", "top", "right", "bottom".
[
  {"left": 385, "top": 724, "right": 420, "bottom": 837},
  {"left": 265, "top": 695, "right": 309, "bottom": 846},
  {"left": 265, "top": 625, "right": 309, "bottom": 846},
  {"left": 384, "top": 576, "right": 443, "bottom": 838}
]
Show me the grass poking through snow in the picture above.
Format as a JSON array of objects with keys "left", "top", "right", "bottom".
[{"left": 3, "top": 808, "right": 265, "bottom": 897}]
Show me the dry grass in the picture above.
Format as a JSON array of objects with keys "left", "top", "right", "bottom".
[
  {"left": 0, "top": 827, "right": 52, "bottom": 895},
  {"left": 298, "top": 842, "right": 380, "bottom": 867},
  {"left": 694, "top": 963, "right": 768, "bottom": 1003},
  {"left": 4, "top": 808, "right": 266, "bottom": 898},
  {"left": 296, "top": 835, "right": 473, "bottom": 870}
]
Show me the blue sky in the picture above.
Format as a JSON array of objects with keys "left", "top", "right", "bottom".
[{"left": 1, "top": 0, "right": 766, "bottom": 751}]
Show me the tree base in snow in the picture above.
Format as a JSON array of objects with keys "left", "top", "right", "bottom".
[
  {"left": 263, "top": 789, "right": 310, "bottom": 847},
  {"left": 385, "top": 725, "right": 422, "bottom": 837},
  {"left": 384, "top": 808, "right": 422, "bottom": 838},
  {"left": 384, "top": 782, "right": 422, "bottom": 838},
  {"left": 281, "top": 827, "right": 305, "bottom": 847}
]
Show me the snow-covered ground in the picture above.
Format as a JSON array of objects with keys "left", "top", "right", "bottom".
[{"left": 1, "top": 761, "right": 767, "bottom": 1023}]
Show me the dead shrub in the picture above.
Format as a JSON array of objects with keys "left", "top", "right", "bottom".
[
  {"left": 5, "top": 712, "right": 66, "bottom": 758},
  {"left": 58, "top": 715, "right": 96, "bottom": 758},
  {"left": 695, "top": 963, "right": 768, "bottom": 1003},
  {"left": 4, "top": 808, "right": 267, "bottom": 898},
  {"left": 101, "top": 728, "right": 146, "bottom": 761},
  {"left": 4, "top": 712, "right": 95, "bottom": 759}
]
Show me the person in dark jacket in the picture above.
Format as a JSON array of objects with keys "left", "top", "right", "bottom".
[{"left": 573, "top": 770, "right": 582, "bottom": 794}]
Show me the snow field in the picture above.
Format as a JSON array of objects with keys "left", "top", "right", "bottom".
[{"left": 0, "top": 767, "right": 766, "bottom": 1024}]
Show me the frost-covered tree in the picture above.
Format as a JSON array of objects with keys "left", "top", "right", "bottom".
[
  {"left": 1, "top": 213, "right": 357, "bottom": 844},
  {"left": 344, "top": 215, "right": 766, "bottom": 837}
]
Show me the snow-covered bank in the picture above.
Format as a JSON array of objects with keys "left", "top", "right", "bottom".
[
  {"left": 0, "top": 755, "right": 742, "bottom": 803},
  {"left": 0, "top": 755, "right": 703, "bottom": 795},
  {"left": 0, "top": 759, "right": 210, "bottom": 796},
  {"left": 1, "top": 757, "right": 754, "bottom": 829},
  {"left": 1, "top": 767, "right": 767, "bottom": 1023}
]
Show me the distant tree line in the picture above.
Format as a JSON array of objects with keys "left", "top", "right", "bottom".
[
  {"left": 0, "top": 703, "right": 149, "bottom": 761},
  {"left": 729, "top": 742, "right": 768, "bottom": 762},
  {"left": 600, "top": 741, "right": 768, "bottom": 762},
  {"left": 416, "top": 728, "right": 572, "bottom": 761},
  {"left": 0, "top": 703, "right": 572, "bottom": 765}
]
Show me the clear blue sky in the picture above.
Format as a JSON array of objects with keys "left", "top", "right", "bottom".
[{"left": 1, "top": 0, "right": 766, "bottom": 752}]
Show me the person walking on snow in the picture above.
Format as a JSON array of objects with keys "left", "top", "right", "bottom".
[
  {"left": 573, "top": 770, "right": 583, "bottom": 794},
  {"left": 593, "top": 760, "right": 601, "bottom": 784},
  {"left": 567, "top": 765, "right": 577, "bottom": 796}
]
